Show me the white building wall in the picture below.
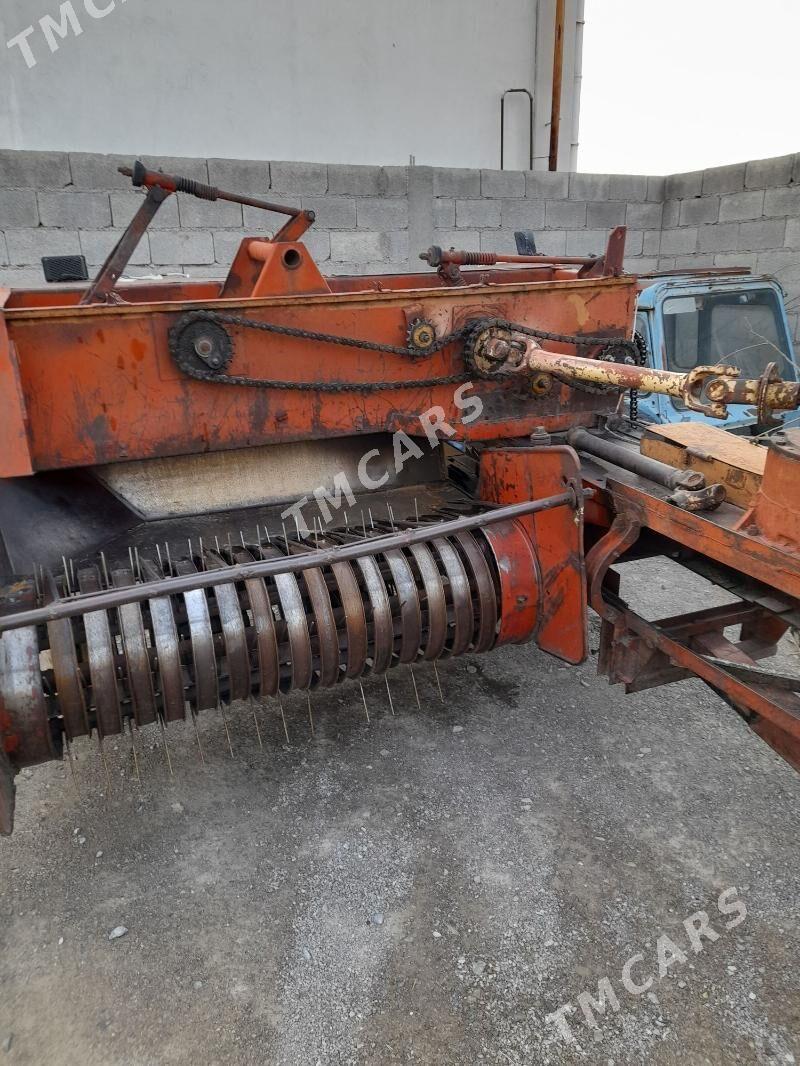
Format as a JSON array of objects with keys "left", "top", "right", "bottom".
[{"left": 0, "top": 0, "right": 581, "bottom": 170}]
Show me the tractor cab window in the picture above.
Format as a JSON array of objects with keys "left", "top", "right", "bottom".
[{"left": 662, "top": 288, "right": 795, "bottom": 382}]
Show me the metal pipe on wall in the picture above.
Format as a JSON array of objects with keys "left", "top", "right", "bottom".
[{"left": 548, "top": 0, "right": 566, "bottom": 170}]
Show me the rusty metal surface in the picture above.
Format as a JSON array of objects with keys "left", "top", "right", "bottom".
[
  {"left": 76, "top": 566, "right": 122, "bottom": 739},
  {"left": 112, "top": 568, "right": 158, "bottom": 727},
  {"left": 139, "top": 558, "right": 185, "bottom": 723}
]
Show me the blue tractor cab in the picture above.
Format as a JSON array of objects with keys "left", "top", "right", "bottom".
[{"left": 632, "top": 271, "right": 797, "bottom": 433}]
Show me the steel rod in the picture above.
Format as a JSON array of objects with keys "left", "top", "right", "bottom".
[{"left": 0, "top": 490, "right": 587, "bottom": 633}]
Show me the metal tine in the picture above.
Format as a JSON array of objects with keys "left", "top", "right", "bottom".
[
  {"left": 240, "top": 530, "right": 246, "bottom": 548},
  {"left": 128, "top": 720, "right": 141, "bottom": 784},
  {"left": 97, "top": 735, "right": 113, "bottom": 795},
  {"left": 368, "top": 507, "right": 375, "bottom": 530},
  {"left": 64, "top": 735, "right": 80, "bottom": 797},
  {"left": 69, "top": 557, "right": 76, "bottom": 590},
  {"left": 158, "top": 717, "right": 174, "bottom": 776},
  {"left": 281, "top": 520, "right": 289, "bottom": 548},
  {"left": 414, "top": 497, "right": 420, "bottom": 523},
  {"left": 432, "top": 661, "right": 445, "bottom": 704},
  {"left": 294, "top": 515, "right": 301, "bottom": 541},
  {"left": 155, "top": 544, "right": 163, "bottom": 576},
  {"left": 263, "top": 524, "right": 272, "bottom": 545},
  {"left": 188, "top": 538, "right": 193, "bottom": 563},
  {"left": 32, "top": 563, "right": 40, "bottom": 600},
  {"left": 307, "top": 692, "right": 315, "bottom": 736},
  {"left": 387, "top": 503, "right": 396, "bottom": 532},
  {"left": 227, "top": 531, "right": 233, "bottom": 556},
  {"left": 361, "top": 510, "right": 368, "bottom": 538},
  {"left": 278, "top": 698, "right": 290, "bottom": 743},
  {"left": 385, "top": 675, "right": 396, "bottom": 716},
  {"left": 214, "top": 535, "right": 221, "bottom": 554},
  {"left": 409, "top": 664, "right": 422, "bottom": 711},
  {"left": 358, "top": 681, "right": 371, "bottom": 724},
  {"left": 166, "top": 542, "right": 173, "bottom": 576},
  {"left": 218, "top": 703, "right": 235, "bottom": 758},
  {"left": 134, "top": 547, "right": 142, "bottom": 582},
  {"left": 129, "top": 546, "right": 136, "bottom": 575},
  {"left": 189, "top": 705, "right": 206, "bottom": 765},
  {"left": 199, "top": 537, "right": 205, "bottom": 571},
  {"left": 250, "top": 696, "right": 264, "bottom": 751},
  {"left": 62, "top": 555, "right": 73, "bottom": 596}
]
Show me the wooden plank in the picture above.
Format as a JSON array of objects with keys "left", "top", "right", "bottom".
[{"left": 641, "top": 423, "right": 766, "bottom": 508}]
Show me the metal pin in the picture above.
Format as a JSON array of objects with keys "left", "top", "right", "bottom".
[
  {"left": 313, "top": 517, "right": 320, "bottom": 549},
  {"left": 432, "top": 661, "right": 445, "bottom": 704},
  {"left": 64, "top": 735, "right": 80, "bottom": 796},
  {"left": 155, "top": 544, "right": 163, "bottom": 575},
  {"left": 128, "top": 547, "right": 136, "bottom": 578},
  {"left": 409, "top": 665, "right": 421, "bottom": 710},
  {"left": 250, "top": 697, "right": 264, "bottom": 751},
  {"left": 32, "top": 564, "right": 40, "bottom": 600},
  {"left": 227, "top": 531, "right": 233, "bottom": 556},
  {"left": 198, "top": 537, "right": 205, "bottom": 571},
  {"left": 190, "top": 709, "right": 206, "bottom": 765},
  {"left": 218, "top": 703, "right": 235, "bottom": 758},
  {"left": 255, "top": 527, "right": 260, "bottom": 548},
  {"left": 97, "top": 735, "right": 113, "bottom": 794},
  {"left": 281, "top": 520, "right": 289, "bottom": 547},
  {"left": 307, "top": 692, "right": 315, "bottom": 736},
  {"left": 166, "top": 542, "right": 173, "bottom": 576},
  {"left": 384, "top": 675, "right": 396, "bottom": 716},
  {"left": 187, "top": 538, "right": 193, "bottom": 562},
  {"left": 158, "top": 717, "right": 174, "bottom": 776},
  {"left": 128, "top": 720, "right": 141, "bottom": 783},
  {"left": 368, "top": 507, "right": 375, "bottom": 530},
  {"left": 69, "top": 557, "right": 76, "bottom": 590},
  {"left": 361, "top": 511, "right": 367, "bottom": 538},
  {"left": 263, "top": 525, "right": 272, "bottom": 545},
  {"left": 343, "top": 510, "right": 349, "bottom": 529},
  {"left": 62, "top": 555, "right": 73, "bottom": 596},
  {"left": 294, "top": 515, "right": 301, "bottom": 541},
  {"left": 358, "top": 681, "right": 371, "bottom": 723},
  {"left": 278, "top": 699, "right": 290, "bottom": 743},
  {"left": 240, "top": 530, "right": 246, "bottom": 548},
  {"left": 414, "top": 497, "right": 420, "bottom": 523},
  {"left": 134, "top": 546, "right": 142, "bottom": 582},
  {"left": 387, "top": 503, "right": 396, "bottom": 532}
]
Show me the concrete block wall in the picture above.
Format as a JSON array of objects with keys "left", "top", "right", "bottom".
[{"left": 0, "top": 150, "right": 797, "bottom": 344}]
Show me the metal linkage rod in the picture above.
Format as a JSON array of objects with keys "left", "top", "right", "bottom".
[{"left": 0, "top": 490, "right": 588, "bottom": 634}]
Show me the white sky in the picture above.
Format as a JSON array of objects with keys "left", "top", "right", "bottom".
[{"left": 579, "top": 0, "right": 800, "bottom": 175}]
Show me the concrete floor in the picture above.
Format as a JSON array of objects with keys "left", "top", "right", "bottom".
[{"left": 0, "top": 563, "right": 798, "bottom": 1065}]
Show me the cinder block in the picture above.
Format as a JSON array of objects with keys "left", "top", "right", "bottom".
[
  {"left": 716, "top": 251, "right": 758, "bottom": 271},
  {"left": 0, "top": 150, "right": 71, "bottom": 189},
  {"left": 79, "top": 230, "right": 150, "bottom": 266},
  {"left": 737, "top": 218, "right": 787, "bottom": 251},
  {"left": 623, "top": 230, "right": 644, "bottom": 256},
  {"left": 433, "top": 199, "right": 455, "bottom": 228},
  {"left": 208, "top": 158, "right": 270, "bottom": 196},
  {"left": 659, "top": 227, "right": 698, "bottom": 255},
  {"left": 569, "top": 173, "right": 610, "bottom": 201},
  {"left": 646, "top": 176, "right": 665, "bottom": 202},
  {"left": 212, "top": 230, "right": 249, "bottom": 264},
  {"left": 328, "top": 164, "right": 383, "bottom": 196},
  {"left": 69, "top": 152, "right": 133, "bottom": 190},
  {"left": 178, "top": 195, "right": 243, "bottom": 229},
  {"left": 786, "top": 217, "right": 800, "bottom": 249},
  {"left": 756, "top": 249, "right": 799, "bottom": 275},
  {"left": 673, "top": 254, "right": 715, "bottom": 269},
  {"left": 665, "top": 170, "right": 703, "bottom": 200},
  {"left": 0, "top": 234, "right": 7, "bottom": 266},
  {"left": 657, "top": 257, "right": 675, "bottom": 271},
  {"left": 718, "top": 189, "right": 764, "bottom": 222},
  {"left": 745, "top": 155, "right": 794, "bottom": 189},
  {"left": 433, "top": 229, "right": 480, "bottom": 253},
  {"left": 500, "top": 199, "right": 545, "bottom": 230},
  {"left": 794, "top": 155, "right": 800, "bottom": 184},
  {"left": 526, "top": 171, "right": 568, "bottom": 199},
  {"left": 6, "top": 228, "right": 81, "bottom": 265},
  {"left": 587, "top": 201, "right": 626, "bottom": 229},
  {"left": 535, "top": 230, "right": 566, "bottom": 255},
  {"left": 270, "top": 161, "right": 327, "bottom": 195},
  {"left": 433, "top": 168, "right": 481, "bottom": 198},
  {"left": 180, "top": 266, "right": 225, "bottom": 281},
  {"left": 385, "top": 231, "right": 409, "bottom": 262},
  {"left": 0, "top": 266, "right": 54, "bottom": 288},
  {"left": 545, "top": 200, "right": 586, "bottom": 229},
  {"left": 111, "top": 190, "right": 180, "bottom": 229},
  {"left": 626, "top": 201, "right": 662, "bottom": 229},
  {"left": 661, "top": 200, "right": 679, "bottom": 228},
  {"left": 330, "top": 230, "right": 387, "bottom": 262},
  {"left": 481, "top": 230, "right": 523, "bottom": 254},
  {"left": 243, "top": 197, "right": 301, "bottom": 231},
  {"left": 37, "top": 191, "right": 111, "bottom": 229},
  {"left": 141, "top": 157, "right": 209, "bottom": 183},
  {"left": 679, "top": 196, "right": 719, "bottom": 225},
  {"left": 300, "top": 196, "right": 356, "bottom": 230},
  {"left": 566, "top": 229, "right": 608, "bottom": 256},
  {"left": 455, "top": 200, "right": 501, "bottom": 228},
  {"left": 642, "top": 230, "right": 661, "bottom": 255},
  {"left": 356, "top": 198, "right": 409, "bottom": 230},
  {"left": 302, "top": 229, "right": 332, "bottom": 262},
  {"left": 0, "top": 190, "right": 39, "bottom": 228},
  {"left": 696, "top": 222, "right": 739, "bottom": 253},
  {"left": 630, "top": 257, "right": 659, "bottom": 273},
  {"left": 149, "top": 231, "right": 214, "bottom": 266},
  {"left": 608, "top": 175, "right": 648, "bottom": 201},
  {"left": 481, "top": 169, "right": 525, "bottom": 198},
  {"left": 701, "top": 163, "right": 745, "bottom": 196},
  {"left": 382, "top": 167, "right": 409, "bottom": 197},
  {"left": 764, "top": 185, "right": 800, "bottom": 217}
]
